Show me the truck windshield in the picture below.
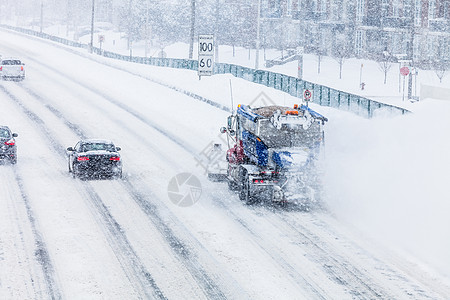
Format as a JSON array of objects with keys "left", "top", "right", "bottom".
[{"left": 258, "top": 120, "right": 321, "bottom": 148}]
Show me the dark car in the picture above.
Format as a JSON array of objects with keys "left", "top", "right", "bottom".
[
  {"left": 0, "top": 126, "right": 18, "bottom": 164},
  {"left": 67, "top": 139, "right": 122, "bottom": 179}
]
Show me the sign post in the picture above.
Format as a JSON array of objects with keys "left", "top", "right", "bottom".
[
  {"left": 303, "top": 89, "right": 312, "bottom": 106},
  {"left": 394, "top": 54, "right": 407, "bottom": 92},
  {"left": 400, "top": 66, "right": 410, "bottom": 101},
  {"left": 198, "top": 34, "right": 214, "bottom": 79}
]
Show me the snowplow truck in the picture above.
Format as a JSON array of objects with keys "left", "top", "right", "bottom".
[{"left": 217, "top": 104, "right": 328, "bottom": 206}]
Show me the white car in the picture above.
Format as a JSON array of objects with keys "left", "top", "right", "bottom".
[{"left": 0, "top": 58, "right": 25, "bottom": 81}]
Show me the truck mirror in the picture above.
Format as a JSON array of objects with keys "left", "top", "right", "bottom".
[
  {"left": 227, "top": 116, "right": 232, "bottom": 129},
  {"left": 229, "top": 130, "right": 236, "bottom": 136},
  {"left": 220, "top": 127, "right": 227, "bottom": 134}
]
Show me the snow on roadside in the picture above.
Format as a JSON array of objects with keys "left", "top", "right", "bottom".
[{"left": 322, "top": 99, "right": 450, "bottom": 279}]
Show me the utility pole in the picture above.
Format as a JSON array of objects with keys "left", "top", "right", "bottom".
[
  {"left": 215, "top": 0, "right": 220, "bottom": 62},
  {"left": 145, "top": 0, "right": 149, "bottom": 58},
  {"left": 255, "top": 0, "right": 261, "bottom": 69},
  {"left": 189, "top": 0, "right": 196, "bottom": 59},
  {"left": 407, "top": 0, "right": 414, "bottom": 100},
  {"left": 127, "top": 0, "right": 132, "bottom": 50},
  {"left": 66, "top": 0, "right": 70, "bottom": 37},
  {"left": 40, "top": 1, "right": 43, "bottom": 33},
  {"left": 90, "top": 0, "right": 95, "bottom": 53}
]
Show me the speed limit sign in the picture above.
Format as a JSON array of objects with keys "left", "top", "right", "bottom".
[
  {"left": 198, "top": 35, "right": 214, "bottom": 77},
  {"left": 303, "top": 89, "right": 312, "bottom": 101}
]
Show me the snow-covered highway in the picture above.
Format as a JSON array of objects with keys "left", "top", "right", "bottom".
[{"left": 0, "top": 28, "right": 449, "bottom": 299}]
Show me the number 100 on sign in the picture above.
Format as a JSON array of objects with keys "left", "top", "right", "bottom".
[{"left": 198, "top": 35, "right": 214, "bottom": 76}]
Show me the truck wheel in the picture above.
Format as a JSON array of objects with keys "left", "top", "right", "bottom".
[
  {"left": 239, "top": 174, "right": 255, "bottom": 205},
  {"left": 238, "top": 169, "right": 247, "bottom": 201},
  {"left": 228, "top": 180, "right": 238, "bottom": 191}
]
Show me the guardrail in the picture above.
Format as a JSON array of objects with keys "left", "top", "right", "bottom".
[{"left": 1, "top": 24, "right": 408, "bottom": 118}]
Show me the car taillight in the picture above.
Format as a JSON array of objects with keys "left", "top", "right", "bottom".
[
  {"left": 5, "top": 139, "right": 15, "bottom": 146},
  {"left": 0, "top": 66, "right": 2, "bottom": 71},
  {"left": 77, "top": 156, "right": 89, "bottom": 161},
  {"left": 109, "top": 157, "right": 120, "bottom": 161},
  {"left": 21, "top": 66, "right": 23, "bottom": 71}
]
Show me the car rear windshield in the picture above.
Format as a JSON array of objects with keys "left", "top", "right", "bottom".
[
  {"left": 1, "top": 60, "right": 22, "bottom": 65},
  {"left": 0, "top": 129, "right": 11, "bottom": 138},
  {"left": 81, "top": 143, "right": 115, "bottom": 152}
]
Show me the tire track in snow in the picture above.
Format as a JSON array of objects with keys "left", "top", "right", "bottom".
[
  {"left": 2, "top": 83, "right": 236, "bottom": 299},
  {"left": 12, "top": 170, "right": 63, "bottom": 300},
  {"left": 0, "top": 86, "right": 62, "bottom": 300},
  {"left": 274, "top": 211, "right": 443, "bottom": 299},
  {"left": 0, "top": 85, "right": 167, "bottom": 300},
  {"left": 209, "top": 198, "right": 331, "bottom": 299},
  {"left": 78, "top": 183, "right": 166, "bottom": 300},
  {"left": 0, "top": 168, "right": 49, "bottom": 299},
  {"left": 266, "top": 209, "right": 388, "bottom": 299}
]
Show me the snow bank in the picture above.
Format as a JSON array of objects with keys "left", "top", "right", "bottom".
[{"left": 324, "top": 99, "right": 450, "bottom": 277}]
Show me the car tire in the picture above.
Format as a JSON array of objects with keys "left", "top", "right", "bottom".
[
  {"left": 72, "top": 164, "right": 77, "bottom": 178},
  {"left": 114, "top": 170, "right": 122, "bottom": 180}
]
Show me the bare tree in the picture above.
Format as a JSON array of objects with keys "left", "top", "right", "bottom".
[
  {"left": 377, "top": 56, "right": 393, "bottom": 84},
  {"left": 433, "top": 60, "right": 448, "bottom": 83},
  {"left": 333, "top": 46, "right": 350, "bottom": 79},
  {"left": 311, "top": 46, "right": 326, "bottom": 74}
]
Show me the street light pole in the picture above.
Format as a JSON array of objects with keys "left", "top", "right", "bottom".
[
  {"left": 189, "top": 0, "right": 196, "bottom": 59},
  {"left": 40, "top": 1, "right": 43, "bottom": 33},
  {"left": 90, "top": 0, "right": 95, "bottom": 53},
  {"left": 255, "top": 0, "right": 261, "bottom": 69},
  {"left": 407, "top": 1, "right": 415, "bottom": 100}
]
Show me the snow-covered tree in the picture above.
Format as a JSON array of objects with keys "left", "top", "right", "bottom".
[
  {"left": 377, "top": 49, "right": 394, "bottom": 84},
  {"left": 332, "top": 41, "right": 351, "bottom": 79},
  {"left": 433, "top": 60, "right": 449, "bottom": 84}
]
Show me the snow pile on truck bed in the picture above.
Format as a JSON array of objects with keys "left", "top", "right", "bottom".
[{"left": 253, "top": 105, "right": 303, "bottom": 118}]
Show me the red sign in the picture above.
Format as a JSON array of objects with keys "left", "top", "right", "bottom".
[
  {"left": 400, "top": 66, "right": 410, "bottom": 76},
  {"left": 303, "top": 89, "right": 312, "bottom": 100}
]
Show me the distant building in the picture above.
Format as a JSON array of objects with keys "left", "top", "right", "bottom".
[{"left": 259, "top": 0, "right": 450, "bottom": 66}]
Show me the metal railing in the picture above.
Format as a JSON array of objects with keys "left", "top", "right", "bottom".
[{"left": 1, "top": 24, "right": 408, "bottom": 118}]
